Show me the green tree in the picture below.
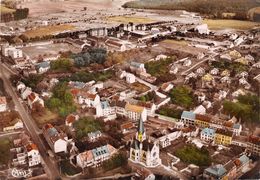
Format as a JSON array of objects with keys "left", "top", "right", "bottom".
[
  {"left": 50, "top": 58, "right": 73, "bottom": 72},
  {"left": 170, "top": 86, "right": 194, "bottom": 108}
]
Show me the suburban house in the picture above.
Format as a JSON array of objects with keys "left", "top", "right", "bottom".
[
  {"left": 76, "top": 144, "right": 117, "bottom": 168},
  {"left": 36, "top": 61, "right": 50, "bottom": 74},
  {"left": 42, "top": 124, "right": 68, "bottom": 153},
  {"left": 0, "top": 96, "right": 7, "bottom": 112},
  {"left": 214, "top": 129, "right": 233, "bottom": 146}
]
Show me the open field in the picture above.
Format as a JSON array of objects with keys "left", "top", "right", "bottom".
[
  {"left": 203, "top": 19, "right": 260, "bottom": 30},
  {"left": 21, "top": 0, "right": 130, "bottom": 17},
  {"left": 21, "top": 43, "right": 80, "bottom": 59},
  {"left": 106, "top": 16, "right": 156, "bottom": 24},
  {"left": 22, "top": 25, "right": 75, "bottom": 38},
  {"left": 0, "top": 5, "right": 15, "bottom": 14},
  {"left": 32, "top": 108, "right": 59, "bottom": 127},
  {"left": 161, "top": 39, "right": 189, "bottom": 46}
]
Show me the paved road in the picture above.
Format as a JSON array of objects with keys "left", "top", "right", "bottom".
[
  {"left": 0, "top": 131, "right": 22, "bottom": 138},
  {"left": 0, "top": 63, "right": 60, "bottom": 180}
]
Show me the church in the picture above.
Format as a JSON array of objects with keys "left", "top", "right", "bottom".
[{"left": 129, "top": 117, "right": 161, "bottom": 167}]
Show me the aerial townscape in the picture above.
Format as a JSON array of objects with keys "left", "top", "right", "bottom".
[{"left": 0, "top": 0, "right": 260, "bottom": 179}]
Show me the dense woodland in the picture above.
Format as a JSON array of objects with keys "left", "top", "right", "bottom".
[{"left": 123, "top": 0, "right": 260, "bottom": 20}]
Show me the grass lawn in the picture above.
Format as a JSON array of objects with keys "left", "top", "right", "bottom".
[
  {"left": 0, "top": 138, "right": 11, "bottom": 165},
  {"left": 175, "top": 145, "right": 211, "bottom": 166},
  {"left": 23, "top": 25, "right": 75, "bottom": 39},
  {"left": 0, "top": 5, "right": 15, "bottom": 14},
  {"left": 203, "top": 19, "right": 260, "bottom": 30},
  {"left": 106, "top": 16, "right": 155, "bottom": 24},
  {"left": 161, "top": 39, "right": 189, "bottom": 46},
  {"left": 32, "top": 108, "right": 59, "bottom": 127}
]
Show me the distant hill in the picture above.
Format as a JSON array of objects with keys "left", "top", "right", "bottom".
[{"left": 123, "top": 0, "right": 260, "bottom": 21}]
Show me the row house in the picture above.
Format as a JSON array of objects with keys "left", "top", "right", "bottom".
[
  {"left": 76, "top": 144, "right": 117, "bottom": 168},
  {"left": 180, "top": 111, "right": 196, "bottom": 126},
  {"left": 200, "top": 128, "right": 216, "bottom": 142},
  {"left": 181, "top": 111, "right": 242, "bottom": 136},
  {"left": 42, "top": 124, "right": 68, "bottom": 153},
  {"left": 11, "top": 135, "right": 41, "bottom": 168},
  {"left": 246, "top": 135, "right": 260, "bottom": 156},
  {"left": 203, "top": 154, "right": 250, "bottom": 180},
  {"left": 214, "top": 129, "right": 233, "bottom": 146},
  {"left": 195, "top": 114, "right": 211, "bottom": 128}
]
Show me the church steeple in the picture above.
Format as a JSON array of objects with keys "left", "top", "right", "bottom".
[{"left": 136, "top": 116, "right": 146, "bottom": 142}]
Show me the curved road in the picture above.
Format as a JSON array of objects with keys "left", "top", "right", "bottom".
[{"left": 0, "top": 63, "right": 60, "bottom": 180}]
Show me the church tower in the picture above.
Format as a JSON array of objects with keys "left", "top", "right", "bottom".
[{"left": 136, "top": 116, "right": 146, "bottom": 142}]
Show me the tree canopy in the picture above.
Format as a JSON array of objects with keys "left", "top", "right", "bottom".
[
  {"left": 46, "top": 82, "right": 76, "bottom": 117},
  {"left": 50, "top": 58, "right": 73, "bottom": 72},
  {"left": 73, "top": 117, "right": 102, "bottom": 139},
  {"left": 170, "top": 86, "right": 194, "bottom": 109},
  {"left": 175, "top": 145, "right": 211, "bottom": 166},
  {"left": 73, "top": 48, "right": 107, "bottom": 67},
  {"left": 223, "top": 94, "right": 260, "bottom": 123}
]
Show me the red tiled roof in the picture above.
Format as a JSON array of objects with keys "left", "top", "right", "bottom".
[
  {"left": 28, "top": 92, "right": 36, "bottom": 101},
  {"left": 195, "top": 114, "right": 211, "bottom": 122},
  {"left": 26, "top": 143, "right": 38, "bottom": 151},
  {"left": 66, "top": 114, "right": 76, "bottom": 124}
]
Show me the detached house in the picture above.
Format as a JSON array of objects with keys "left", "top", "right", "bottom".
[
  {"left": 42, "top": 124, "right": 68, "bottom": 153},
  {"left": 27, "top": 92, "right": 44, "bottom": 109},
  {"left": 65, "top": 114, "right": 79, "bottom": 127},
  {"left": 78, "top": 91, "right": 100, "bottom": 107}
]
